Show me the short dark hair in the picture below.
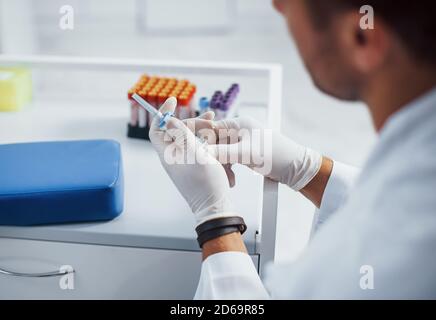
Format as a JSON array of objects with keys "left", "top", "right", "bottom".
[{"left": 305, "top": 0, "right": 436, "bottom": 66}]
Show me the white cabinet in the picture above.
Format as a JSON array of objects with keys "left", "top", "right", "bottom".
[{"left": 0, "top": 238, "right": 259, "bottom": 299}]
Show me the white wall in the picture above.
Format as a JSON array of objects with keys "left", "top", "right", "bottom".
[{"left": 0, "top": 0, "right": 36, "bottom": 54}]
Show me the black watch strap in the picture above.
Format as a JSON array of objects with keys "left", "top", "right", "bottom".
[{"left": 195, "top": 216, "right": 247, "bottom": 248}]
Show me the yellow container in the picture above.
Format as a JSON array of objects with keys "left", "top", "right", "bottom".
[{"left": 0, "top": 67, "right": 32, "bottom": 111}]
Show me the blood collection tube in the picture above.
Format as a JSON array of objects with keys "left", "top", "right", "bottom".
[
  {"left": 215, "top": 101, "right": 225, "bottom": 120},
  {"left": 138, "top": 103, "right": 147, "bottom": 129},
  {"left": 136, "top": 89, "right": 147, "bottom": 127},
  {"left": 198, "top": 97, "right": 210, "bottom": 115},
  {"left": 224, "top": 83, "right": 240, "bottom": 118},
  {"left": 210, "top": 91, "right": 224, "bottom": 119},
  {"left": 146, "top": 91, "right": 158, "bottom": 126},
  {"left": 188, "top": 91, "right": 196, "bottom": 118},
  {"left": 130, "top": 99, "right": 139, "bottom": 126},
  {"left": 177, "top": 95, "right": 190, "bottom": 119},
  {"left": 157, "top": 92, "right": 168, "bottom": 106}
]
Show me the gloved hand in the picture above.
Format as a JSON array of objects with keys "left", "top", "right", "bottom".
[
  {"left": 187, "top": 116, "right": 322, "bottom": 191},
  {"left": 149, "top": 97, "right": 240, "bottom": 227}
]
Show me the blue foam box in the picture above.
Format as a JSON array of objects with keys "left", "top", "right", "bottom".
[{"left": 0, "top": 140, "right": 124, "bottom": 226}]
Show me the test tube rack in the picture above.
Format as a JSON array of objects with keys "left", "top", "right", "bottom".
[{"left": 127, "top": 75, "right": 197, "bottom": 140}]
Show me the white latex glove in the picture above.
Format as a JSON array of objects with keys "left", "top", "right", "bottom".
[
  {"left": 149, "top": 97, "right": 240, "bottom": 227},
  {"left": 188, "top": 116, "right": 322, "bottom": 191}
]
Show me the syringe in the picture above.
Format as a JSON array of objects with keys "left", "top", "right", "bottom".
[
  {"left": 132, "top": 93, "right": 209, "bottom": 149},
  {"left": 132, "top": 93, "right": 173, "bottom": 129}
]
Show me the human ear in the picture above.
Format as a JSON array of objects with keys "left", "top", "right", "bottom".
[{"left": 336, "top": 12, "right": 391, "bottom": 74}]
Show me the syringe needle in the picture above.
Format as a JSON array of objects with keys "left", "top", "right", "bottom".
[
  {"left": 133, "top": 93, "right": 208, "bottom": 149},
  {"left": 132, "top": 93, "right": 174, "bottom": 129},
  {"left": 132, "top": 93, "right": 163, "bottom": 120}
]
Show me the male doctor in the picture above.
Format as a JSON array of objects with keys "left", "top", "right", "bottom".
[{"left": 150, "top": 0, "right": 436, "bottom": 299}]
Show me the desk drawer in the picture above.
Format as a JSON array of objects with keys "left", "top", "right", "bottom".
[{"left": 0, "top": 238, "right": 259, "bottom": 299}]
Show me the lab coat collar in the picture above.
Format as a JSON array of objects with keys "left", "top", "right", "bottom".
[
  {"left": 378, "top": 86, "right": 436, "bottom": 143},
  {"left": 358, "top": 86, "right": 436, "bottom": 180}
]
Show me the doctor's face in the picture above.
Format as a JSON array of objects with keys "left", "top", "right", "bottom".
[{"left": 273, "top": 0, "right": 363, "bottom": 101}]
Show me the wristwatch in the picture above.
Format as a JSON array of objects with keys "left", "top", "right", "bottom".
[{"left": 195, "top": 216, "right": 247, "bottom": 248}]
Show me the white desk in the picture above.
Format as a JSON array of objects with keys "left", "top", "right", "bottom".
[{"left": 0, "top": 55, "right": 282, "bottom": 299}]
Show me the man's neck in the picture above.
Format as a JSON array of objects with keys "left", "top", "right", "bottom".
[{"left": 362, "top": 63, "right": 436, "bottom": 132}]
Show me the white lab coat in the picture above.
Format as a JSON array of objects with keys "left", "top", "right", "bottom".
[{"left": 195, "top": 88, "right": 436, "bottom": 299}]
